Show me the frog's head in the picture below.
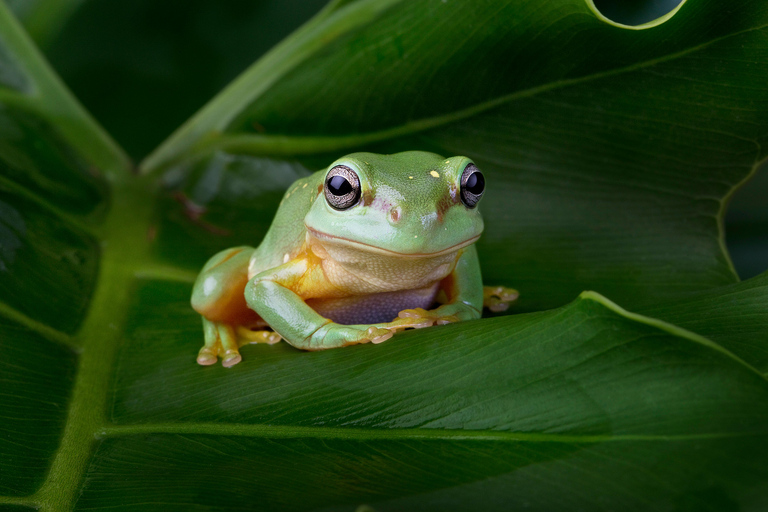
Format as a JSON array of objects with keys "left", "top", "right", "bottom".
[{"left": 304, "top": 151, "right": 485, "bottom": 257}]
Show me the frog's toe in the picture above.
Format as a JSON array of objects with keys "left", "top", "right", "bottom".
[
  {"left": 264, "top": 332, "right": 282, "bottom": 345},
  {"left": 483, "top": 285, "right": 519, "bottom": 312},
  {"left": 396, "top": 308, "right": 436, "bottom": 329},
  {"left": 395, "top": 308, "right": 460, "bottom": 328},
  {"left": 237, "top": 327, "right": 282, "bottom": 345},
  {"left": 398, "top": 307, "right": 429, "bottom": 318},
  {"left": 197, "top": 346, "right": 218, "bottom": 366},
  {"left": 368, "top": 326, "right": 394, "bottom": 344},
  {"left": 487, "top": 301, "right": 508, "bottom": 313},
  {"left": 198, "top": 320, "right": 248, "bottom": 367},
  {"left": 221, "top": 349, "right": 242, "bottom": 368},
  {"left": 435, "top": 314, "right": 460, "bottom": 325}
]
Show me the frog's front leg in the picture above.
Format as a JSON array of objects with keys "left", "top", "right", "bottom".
[
  {"left": 245, "top": 259, "right": 394, "bottom": 350},
  {"left": 387, "top": 245, "right": 485, "bottom": 331}
]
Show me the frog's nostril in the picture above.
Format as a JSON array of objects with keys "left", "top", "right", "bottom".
[{"left": 389, "top": 206, "right": 402, "bottom": 224}]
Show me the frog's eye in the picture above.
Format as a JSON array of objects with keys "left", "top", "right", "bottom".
[
  {"left": 324, "top": 165, "right": 361, "bottom": 210},
  {"left": 460, "top": 163, "right": 485, "bottom": 208}
]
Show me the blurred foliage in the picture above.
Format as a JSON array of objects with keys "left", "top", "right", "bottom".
[{"left": 18, "top": 0, "right": 330, "bottom": 160}]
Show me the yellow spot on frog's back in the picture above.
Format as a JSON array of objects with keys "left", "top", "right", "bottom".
[
  {"left": 414, "top": 235, "right": 418, "bottom": 238},
  {"left": 408, "top": 176, "right": 413, "bottom": 179},
  {"left": 302, "top": 183, "right": 307, "bottom": 188},
  {"left": 283, "top": 253, "right": 290, "bottom": 263},
  {"left": 430, "top": 170, "right": 440, "bottom": 178}
]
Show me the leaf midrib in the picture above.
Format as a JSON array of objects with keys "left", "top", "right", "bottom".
[
  {"left": 29, "top": 177, "right": 156, "bottom": 512},
  {"left": 97, "top": 423, "right": 768, "bottom": 444}
]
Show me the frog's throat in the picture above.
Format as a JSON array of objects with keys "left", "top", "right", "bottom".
[{"left": 306, "top": 227, "right": 480, "bottom": 258}]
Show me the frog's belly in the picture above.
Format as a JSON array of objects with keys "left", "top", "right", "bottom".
[{"left": 306, "top": 283, "right": 439, "bottom": 325}]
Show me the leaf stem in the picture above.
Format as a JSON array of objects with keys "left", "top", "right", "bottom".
[
  {"left": 0, "top": 2, "right": 131, "bottom": 179},
  {"left": 32, "top": 176, "right": 156, "bottom": 512}
]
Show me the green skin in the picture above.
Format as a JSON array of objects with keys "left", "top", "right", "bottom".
[{"left": 191, "top": 151, "right": 487, "bottom": 367}]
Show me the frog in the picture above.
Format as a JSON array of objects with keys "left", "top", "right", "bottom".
[{"left": 190, "top": 151, "right": 518, "bottom": 367}]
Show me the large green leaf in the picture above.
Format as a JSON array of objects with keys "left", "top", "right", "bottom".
[
  {"left": 1, "top": 0, "right": 768, "bottom": 510},
  {"left": 144, "top": 0, "right": 768, "bottom": 312}
]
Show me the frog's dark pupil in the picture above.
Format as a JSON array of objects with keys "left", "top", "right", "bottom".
[
  {"left": 465, "top": 171, "right": 485, "bottom": 195},
  {"left": 328, "top": 175, "right": 352, "bottom": 196}
]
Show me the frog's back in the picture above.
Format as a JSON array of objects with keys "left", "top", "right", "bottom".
[{"left": 247, "top": 170, "right": 324, "bottom": 277}]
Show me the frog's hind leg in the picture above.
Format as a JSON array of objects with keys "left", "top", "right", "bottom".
[
  {"left": 197, "top": 318, "right": 221, "bottom": 366},
  {"left": 193, "top": 246, "right": 264, "bottom": 367},
  {"left": 198, "top": 319, "right": 243, "bottom": 367}
]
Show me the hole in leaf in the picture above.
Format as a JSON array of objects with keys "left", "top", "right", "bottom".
[
  {"left": 725, "top": 161, "right": 768, "bottom": 280},
  {"left": 592, "top": 0, "right": 683, "bottom": 26}
]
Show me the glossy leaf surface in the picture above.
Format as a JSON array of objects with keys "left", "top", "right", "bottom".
[
  {"left": 0, "top": 0, "right": 767, "bottom": 511},
  {"left": 146, "top": 0, "right": 768, "bottom": 313}
]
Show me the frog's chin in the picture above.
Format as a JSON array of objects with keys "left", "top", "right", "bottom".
[{"left": 306, "top": 227, "right": 480, "bottom": 258}]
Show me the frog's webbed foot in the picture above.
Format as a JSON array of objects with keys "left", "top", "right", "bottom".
[
  {"left": 483, "top": 286, "right": 519, "bottom": 312},
  {"left": 197, "top": 319, "right": 241, "bottom": 367},
  {"left": 302, "top": 323, "right": 394, "bottom": 349},
  {"left": 364, "top": 326, "right": 395, "bottom": 345},
  {"left": 198, "top": 320, "right": 283, "bottom": 367},
  {"left": 236, "top": 326, "right": 282, "bottom": 346},
  {"left": 395, "top": 307, "right": 458, "bottom": 329},
  {"left": 377, "top": 303, "right": 476, "bottom": 338}
]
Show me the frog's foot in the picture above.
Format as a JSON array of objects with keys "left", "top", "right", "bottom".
[
  {"left": 483, "top": 286, "right": 519, "bottom": 312},
  {"left": 333, "top": 325, "right": 393, "bottom": 346},
  {"left": 391, "top": 307, "right": 461, "bottom": 331},
  {"left": 366, "top": 326, "right": 395, "bottom": 345},
  {"left": 236, "top": 326, "right": 282, "bottom": 346},
  {"left": 198, "top": 319, "right": 243, "bottom": 368},
  {"left": 303, "top": 323, "right": 394, "bottom": 349}
]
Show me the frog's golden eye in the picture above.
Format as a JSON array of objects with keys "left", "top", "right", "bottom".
[
  {"left": 460, "top": 163, "right": 485, "bottom": 208},
  {"left": 325, "top": 165, "right": 361, "bottom": 210}
]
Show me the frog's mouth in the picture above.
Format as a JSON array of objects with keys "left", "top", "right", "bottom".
[{"left": 306, "top": 227, "right": 480, "bottom": 258}]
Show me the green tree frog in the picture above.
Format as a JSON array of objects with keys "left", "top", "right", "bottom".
[{"left": 191, "top": 151, "right": 518, "bottom": 367}]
